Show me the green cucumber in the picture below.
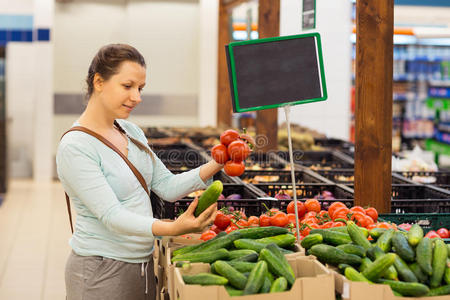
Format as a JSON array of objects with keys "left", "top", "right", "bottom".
[
  {"left": 213, "top": 260, "right": 247, "bottom": 290},
  {"left": 309, "top": 244, "right": 362, "bottom": 267},
  {"left": 260, "top": 277, "right": 271, "bottom": 294},
  {"left": 392, "top": 254, "right": 418, "bottom": 283},
  {"left": 347, "top": 221, "right": 372, "bottom": 250},
  {"left": 328, "top": 226, "right": 348, "bottom": 234},
  {"left": 407, "top": 224, "right": 423, "bottom": 247},
  {"left": 337, "top": 244, "right": 367, "bottom": 258},
  {"left": 270, "top": 277, "right": 288, "bottom": 293},
  {"left": 231, "top": 253, "right": 258, "bottom": 262},
  {"left": 225, "top": 285, "right": 244, "bottom": 297},
  {"left": 378, "top": 279, "right": 429, "bottom": 297},
  {"left": 237, "top": 226, "right": 289, "bottom": 239},
  {"left": 194, "top": 180, "right": 223, "bottom": 217},
  {"left": 259, "top": 248, "right": 295, "bottom": 286},
  {"left": 301, "top": 233, "right": 323, "bottom": 249},
  {"left": 183, "top": 273, "right": 228, "bottom": 285},
  {"left": 228, "top": 249, "right": 258, "bottom": 260},
  {"left": 445, "top": 258, "right": 450, "bottom": 285},
  {"left": 255, "top": 234, "right": 296, "bottom": 248},
  {"left": 310, "top": 229, "right": 352, "bottom": 246},
  {"left": 369, "top": 228, "right": 387, "bottom": 240},
  {"left": 426, "top": 284, "right": 450, "bottom": 297},
  {"left": 172, "top": 248, "right": 229, "bottom": 263},
  {"left": 416, "top": 237, "right": 433, "bottom": 276},
  {"left": 200, "top": 231, "right": 243, "bottom": 252},
  {"left": 367, "top": 246, "right": 398, "bottom": 281},
  {"left": 362, "top": 253, "right": 396, "bottom": 282},
  {"left": 376, "top": 229, "right": 394, "bottom": 253},
  {"left": 226, "top": 261, "right": 256, "bottom": 273},
  {"left": 233, "top": 239, "right": 292, "bottom": 254},
  {"left": 172, "top": 231, "right": 227, "bottom": 256},
  {"left": 448, "top": 244, "right": 450, "bottom": 258},
  {"left": 392, "top": 231, "right": 415, "bottom": 263},
  {"left": 430, "top": 239, "right": 448, "bottom": 288},
  {"left": 344, "top": 266, "right": 372, "bottom": 283},
  {"left": 339, "top": 263, "right": 353, "bottom": 274},
  {"left": 359, "top": 258, "right": 373, "bottom": 273},
  {"left": 409, "top": 262, "right": 429, "bottom": 285},
  {"left": 243, "top": 260, "right": 267, "bottom": 295},
  {"left": 264, "top": 243, "right": 295, "bottom": 280}
]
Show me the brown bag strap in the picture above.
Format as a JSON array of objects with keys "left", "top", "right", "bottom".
[{"left": 61, "top": 125, "right": 150, "bottom": 233}]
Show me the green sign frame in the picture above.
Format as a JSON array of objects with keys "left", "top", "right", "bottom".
[{"left": 227, "top": 32, "right": 327, "bottom": 113}]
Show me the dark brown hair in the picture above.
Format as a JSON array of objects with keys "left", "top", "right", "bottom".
[{"left": 86, "top": 43, "right": 146, "bottom": 99}]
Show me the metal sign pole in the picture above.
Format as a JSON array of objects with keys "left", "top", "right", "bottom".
[{"left": 283, "top": 105, "right": 301, "bottom": 240}]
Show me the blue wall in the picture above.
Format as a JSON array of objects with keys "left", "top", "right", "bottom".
[{"left": 0, "top": 14, "right": 50, "bottom": 46}]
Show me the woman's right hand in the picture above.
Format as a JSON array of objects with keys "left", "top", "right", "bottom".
[{"left": 172, "top": 197, "right": 217, "bottom": 236}]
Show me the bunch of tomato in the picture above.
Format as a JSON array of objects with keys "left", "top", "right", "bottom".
[
  {"left": 199, "top": 198, "right": 397, "bottom": 241},
  {"left": 211, "top": 129, "right": 254, "bottom": 177},
  {"left": 398, "top": 224, "right": 449, "bottom": 239}
]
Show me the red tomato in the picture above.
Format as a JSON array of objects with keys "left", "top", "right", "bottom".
[
  {"left": 332, "top": 221, "right": 346, "bottom": 227},
  {"left": 304, "top": 211, "right": 317, "bottom": 219},
  {"left": 270, "top": 212, "right": 289, "bottom": 227},
  {"left": 259, "top": 214, "right": 272, "bottom": 227},
  {"left": 227, "top": 140, "right": 250, "bottom": 162},
  {"left": 235, "top": 219, "right": 249, "bottom": 228},
  {"left": 317, "top": 210, "right": 330, "bottom": 219},
  {"left": 286, "top": 200, "right": 306, "bottom": 217},
  {"left": 332, "top": 206, "right": 350, "bottom": 221},
  {"left": 200, "top": 230, "right": 217, "bottom": 241},
  {"left": 350, "top": 212, "right": 367, "bottom": 227},
  {"left": 376, "top": 222, "right": 392, "bottom": 230},
  {"left": 224, "top": 160, "right": 245, "bottom": 176},
  {"left": 287, "top": 213, "right": 297, "bottom": 225},
  {"left": 350, "top": 206, "right": 366, "bottom": 215},
  {"left": 363, "top": 215, "right": 374, "bottom": 228},
  {"left": 211, "top": 144, "right": 229, "bottom": 164},
  {"left": 225, "top": 224, "right": 238, "bottom": 234},
  {"left": 304, "top": 198, "right": 321, "bottom": 213},
  {"left": 365, "top": 207, "right": 378, "bottom": 222},
  {"left": 398, "top": 223, "right": 412, "bottom": 231},
  {"left": 425, "top": 230, "right": 440, "bottom": 239},
  {"left": 220, "top": 129, "right": 240, "bottom": 146},
  {"left": 321, "top": 221, "right": 334, "bottom": 229},
  {"left": 328, "top": 202, "right": 347, "bottom": 219},
  {"left": 214, "top": 211, "right": 231, "bottom": 230},
  {"left": 300, "top": 223, "right": 320, "bottom": 236},
  {"left": 436, "top": 228, "right": 449, "bottom": 238},
  {"left": 247, "top": 216, "right": 259, "bottom": 227},
  {"left": 210, "top": 224, "right": 221, "bottom": 234}
]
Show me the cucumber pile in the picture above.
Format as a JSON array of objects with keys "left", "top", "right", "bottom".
[
  {"left": 171, "top": 226, "right": 298, "bottom": 296},
  {"left": 303, "top": 221, "right": 450, "bottom": 297}
]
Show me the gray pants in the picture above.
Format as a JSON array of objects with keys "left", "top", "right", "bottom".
[{"left": 66, "top": 251, "right": 156, "bottom": 300}]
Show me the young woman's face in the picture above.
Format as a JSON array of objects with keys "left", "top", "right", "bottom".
[{"left": 97, "top": 61, "right": 146, "bottom": 119}]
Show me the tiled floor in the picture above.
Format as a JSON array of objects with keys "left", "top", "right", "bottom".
[{"left": 0, "top": 180, "right": 72, "bottom": 300}]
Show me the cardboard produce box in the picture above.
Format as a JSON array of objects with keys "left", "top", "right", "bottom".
[
  {"left": 333, "top": 268, "right": 450, "bottom": 300},
  {"left": 166, "top": 243, "right": 305, "bottom": 300},
  {"left": 172, "top": 255, "right": 334, "bottom": 300}
]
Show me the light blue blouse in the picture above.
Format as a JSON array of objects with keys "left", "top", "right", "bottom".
[{"left": 56, "top": 119, "right": 210, "bottom": 263}]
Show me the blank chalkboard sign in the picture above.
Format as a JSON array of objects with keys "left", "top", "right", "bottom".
[{"left": 226, "top": 33, "right": 327, "bottom": 112}]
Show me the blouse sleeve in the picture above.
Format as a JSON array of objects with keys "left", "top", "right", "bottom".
[{"left": 56, "top": 141, "right": 157, "bottom": 237}]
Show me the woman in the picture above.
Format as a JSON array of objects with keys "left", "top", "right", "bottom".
[{"left": 56, "top": 44, "right": 223, "bottom": 300}]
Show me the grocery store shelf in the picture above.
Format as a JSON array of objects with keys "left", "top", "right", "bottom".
[{"left": 426, "top": 138, "right": 450, "bottom": 156}]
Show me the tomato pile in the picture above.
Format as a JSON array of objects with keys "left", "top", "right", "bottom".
[
  {"left": 398, "top": 224, "right": 449, "bottom": 239},
  {"left": 211, "top": 129, "right": 254, "bottom": 177},
  {"left": 199, "top": 199, "right": 400, "bottom": 241}
]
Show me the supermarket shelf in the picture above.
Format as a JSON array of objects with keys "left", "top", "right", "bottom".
[{"left": 426, "top": 138, "right": 450, "bottom": 156}]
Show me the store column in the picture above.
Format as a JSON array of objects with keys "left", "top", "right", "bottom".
[{"left": 32, "top": 0, "right": 54, "bottom": 181}]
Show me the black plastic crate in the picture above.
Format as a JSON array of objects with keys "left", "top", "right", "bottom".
[
  {"left": 171, "top": 169, "right": 238, "bottom": 184},
  {"left": 240, "top": 169, "right": 327, "bottom": 184},
  {"left": 245, "top": 151, "right": 287, "bottom": 169},
  {"left": 274, "top": 150, "right": 354, "bottom": 169},
  {"left": 317, "top": 170, "right": 413, "bottom": 184},
  {"left": 394, "top": 171, "right": 450, "bottom": 185},
  {"left": 144, "top": 127, "right": 169, "bottom": 139},
  {"left": 151, "top": 145, "right": 208, "bottom": 170},
  {"left": 251, "top": 183, "right": 354, "bottom": 211},
  {"left": 379, "top": 213, "right": 450, "bottom": 231},
  {"left": 391, "top": 184, "right": 450, "bottom": 200},
  {"left": 161, "top": 183, "right": 272, "bottom": 219},
  {"left": 314, "top": 138, "right": 354, "bottom": 152}
]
